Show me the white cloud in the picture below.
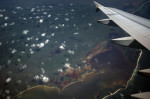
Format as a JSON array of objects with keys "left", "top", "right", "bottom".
[
  {"left": 74, "top": 32, "right": 79, "bottom": 35},
  {"left": 42, "top": 76, "right": 49, "bottom": 83},
  {"left": 30, "top": 49, "right": 34, "bottom": 54},
  {"left": 55, "top": 26, "right": 58, "bottom": 29},
  {"left": 23, "top": 30, "right": 29, "bottom": 35},
  {"left": 39, "top": 19, "right": 43, "bottom": 23},
  {"left": 41, "top": 33, "right": 46, "bottom": 37},
  {"left": 29, "top": 17, "right": 32, "bottom": 19},
  {"left": 66, "top": 58, "right": 69, "bottom": 61},
  {"left": 27, "top": 37, "right": 33, "bottom": 40},
  {"left": 55, "top": 18, "right": 58, "bottom": 20},
  {"left": 73, "top": 24, "right": 76, "bottom": 27},
  {"left": 71, "top": 9, "right": 75, "bottom": 12},
  {"left": 41, "top": 68, "right": 45, "bottom": 74},
  {"left": 4, "top": 23, "right": 8, "bottom": 27},
  {"left": 59, "top": 45, "right": 65, "bottom": 50},
  {"left": 20, "top": 51, "right": 25, "bottom": 54},
  {"left": 11, "top": 49, "right": 17, "bottom": 54},
  {"left": 59, "top": 24, "right": 65, "bottom": 27},
  {"left": 17, "top": 58, "right": 21, "bottom": 62},
  {"left": 59, "top": 42, "right": 66, "bottom": 50},
  {"left": 88, "top": 23, "right": 92, "bottom": 27},
  {"left": 33, "top": 75, "right": 40, "bottom": 80},
  {"left": 23, "top": 18, "right": 26, "bottom": 20},
  {"left": 7, "top": 60, "right": 11, "bottom": 64},
  {"left": 20, "top": 64, "right": 27, "bottom": 69},
  {"left": 70, "top": 3, "right": 73, "bottom": 6},
  {"left": 31, "top": 44, "right": 36, "bottom": 47},
  {"left": 48, "top": 14, "right": 51, "bottom": 18},
  {"left": 0, "top": 14, "right": 3, "bottom": 17},
  {"left": 37, "top": 43, "right": 45, "bottom": 48},
  {"left": 5, "top": 16, "right": 9, "bottom": 20},
  {"left": 12, "top": 11, "right": 17, "bottom": 14},
  {"left": 43, "top": 12, "right": 47, "bottom": 14},
  {"left": 16, "top": 7, "right": 23, "bottom": 10},
  {"left": 65, "top": 13, "right": 69, "bottom": 16},
  {"left": 33, "top": 75, "right": 49, "bottom": 83},
  {"left": 35, "top": 38, "right": 39, "bottom": 41},
  {"left": 10, "top": 22, "right": 15, "bottom": 25},
  {"left": 58, "top": 68, "right": 63, "bottom": 72},
  {"left": 45, "top": 39, "right": 49, "bottom": 44},
  {"left": 25, "top": 44, "right": 29, "bottom": 46},
  {"left": 49, "top": 6, "right": 53, "bottom": 8},
  {"left": 68, "top": 50, "right": 75, "bottom": 54},
  {"left": 35, "top": 16, "right": 40, "bottom": 19},
  {"left": 11, "top": 40, "right": 15, "bottom": 43},
  {"left": 65, "top": 18, "right": 69, "bottom": 21},
  {"left": 6, "top": 77, "right": 11, "bottom": 83},
  {"left": 31, "top": 8, "right": 35, "bottom": 12},
  {"left": 51, "top": 33, "right": 55, "bottom": 36},
  {"left": 64, "top": 63, "right": 71, "bottom": 68}
]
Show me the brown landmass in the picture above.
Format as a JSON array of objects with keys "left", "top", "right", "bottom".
[
  {"left": 12, "top": 0, "right": 148, "bottom": 98},
  {"left": 14, "top": 41, "right": 140, "bottom": 99}
]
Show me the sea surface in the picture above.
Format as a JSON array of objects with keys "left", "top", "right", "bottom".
[{"left": 0, "top": 0, "right": 149, "bottom": 99}]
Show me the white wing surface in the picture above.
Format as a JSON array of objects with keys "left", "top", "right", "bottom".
[{"left": 94, "top": 1, "right": 150, "bottom": 50}]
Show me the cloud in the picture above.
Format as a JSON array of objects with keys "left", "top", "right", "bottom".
[
  {"left": 64, "top": 63, "right": 71, "bottom": 68},
  {"left": 0, "top": 14, "right": 3, "bottom": 17},
  {"left": 4, "top": 16, "right": 9, "bottom": 20},
  {"left": 23, "top": 30, "right": 29, "bottom": 35},
  {"left": 6, "top": 77, "right": 11, "bottom": 83},
  {"left": 59, "top": 42, "right": 66, "bottom": 50},
  {"left": 33, "top": 75, "right": 49, "bottom": 83},
  {"left": 88, "top": 23, "right": 92, "bottom": 27},
  {"left": 68, "top": 50, "right": 75, "bottom": 54},
  {"left": 45, "top": 39, "right": 49, "bottom": 44},
  {"left": 42, "top": 76, "right": 49, "bottom": 83},
  {"left": 39, "top": 19, "right": 43, "bottom": 23},
  {"left": 31, "top": 8, "right": 35, "bottom": 12},
  {"left": 65, "top": 18, "right": 69, "bottom": 21},
  {"left": 11, "top": 49, "right": 17, "bottom": 54},
  {"left": 58, "top": 68, "right": 63, "bottom": 73},
  {"left": 37, "top": 43, "right": 45, "bottom": 48},
  {"left": 41, "top": 33, "right": 46, "bottom": 37},
  {"left": 48, "top": 14, "right": 51, "bottom": 18}
]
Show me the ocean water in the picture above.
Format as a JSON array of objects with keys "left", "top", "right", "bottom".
[
  {"left": 0, "top": 0, "right": 108, "bottom": 75},
  {"left": 0, "top": 0, "right": 113, "bottom": 97},
  {"left": 0, "top": 0, "right": 149, "bottom": 99},
  {"left": 110, "top": 1, "right": 150, "bottom": 99}
]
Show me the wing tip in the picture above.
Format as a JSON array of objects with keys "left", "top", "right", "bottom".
[{"left": 93, "top": 1, "right": 103, "bottom": 8}]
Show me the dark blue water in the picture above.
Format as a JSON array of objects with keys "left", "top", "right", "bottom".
[{"left": 0, "top": 0, "right": 149, "bottom": 99}]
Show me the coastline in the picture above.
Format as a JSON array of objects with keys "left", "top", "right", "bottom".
[
  {"left": 101, "top": 0, "right": 150, "bottom": 98},
  {"left": 12, "top": 0, "right": 150, "bottom": 99}
]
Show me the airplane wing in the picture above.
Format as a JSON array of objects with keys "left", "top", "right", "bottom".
[{"left": 93, "top": 1, "right": 150, "bottom": 50}]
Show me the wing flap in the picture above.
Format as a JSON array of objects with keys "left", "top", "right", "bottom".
[{"left": 111, "top": 36, "right": 147, "bottom": 49}]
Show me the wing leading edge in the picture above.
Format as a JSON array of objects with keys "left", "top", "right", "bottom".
[{"left": 93, "top": 1, "right": 150, "bottom": 50}]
